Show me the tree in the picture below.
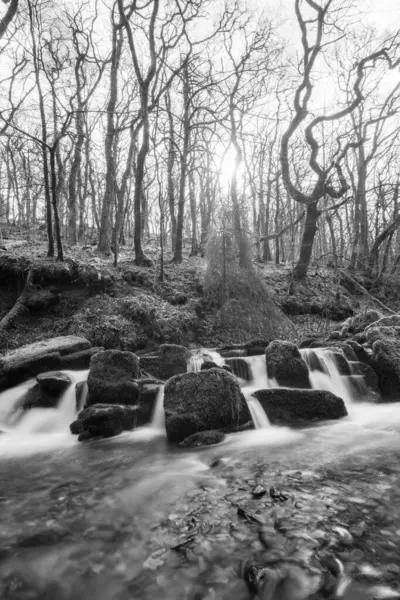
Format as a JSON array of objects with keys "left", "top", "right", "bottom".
[{"left": 280, "top": 0, "right": 400, "bottom": 282}]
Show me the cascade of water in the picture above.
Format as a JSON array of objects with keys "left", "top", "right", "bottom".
[
  {"left": 301, "top": 348, "right": 355, "bottom": 406},
  {"left": 187, "top": 349, "right": 224, "bottom": 373},
  {"left": 150, "top": 385, "right": 165, "bottom": 432},
  {"left": 13, "top": 369, "right": 89, "bottom": 435},
  {"left": 0, "top": 378, "right": 35, "bottom": 429},
  {"left": 244, "top": 392, "right": 271, "bottom": 429},
  {"left": 244, "top": 355, "right": 269, "bottom": 388}
]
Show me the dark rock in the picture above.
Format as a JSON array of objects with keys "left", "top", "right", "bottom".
[
  {"left": 179, "top": 430, "right": 225, "bottom": 447},
  {"left": 253, "top": 388, "right": 347, "bottom": 426},
  {"left": 222, "top": 364, "right": 233, "bottom": 373},
  {"left": 0, "top": 335, "right": 90, "bottom": 391},
  {"left": 370, "top": 337, "right": 400, "bottom": 401},
  {"left": 344, "top": 375, "right": 382, "bottom": 403},
  {"left": 59, "top": 347, "right": 103, "bottom": 370},
  {"left": 346, "top": 341, "right": 371, "bottom": 365},
  {"left": 265, "top": 340, "right": 310, "bottom": 389},
  {"left": 86, "top": 350, "right": 140, "bottom": 406},
  {"left": 281, "top": 296, "right": 353, "bottom": 321},
  {"left": 139, "top": 344, "right": 190, "bottom": 380},
  {"left": 244, "top": 338, "right": 270, "bottom": 356},
  {"left": 164, "top": 368, "right": 251, "bottom": 443},
  {"left": 70, "top": 403, "right": 140, "bottom": 440},
  {"left": 349, "top": 362, "right": 380, "bottom": 391},
  {"left": 36, "top": 371, "right": 72, "bottom": 395},
  {"left": 23, "top": 383, "right": 57, "bottom": 409},
  {"left": 327, "top": 351, "right": 351, "bottom": 376},
  {"left": 201, "top": 360, "right": 220, "bottom": 370},
  {"left": 225, "top": 358, "right": 251, "bottom": 381},
  {"left": 300, "top": 349, "right": 327, "bottom": 373},
  {"left": 75, "top": 380, "right": 88, "bottom": 412},
  {"left": 252, "top": 484, "right": 267, "bottom": 498},
  {"left": 136, "top": 378, "right": 163, "bottom": 426}
]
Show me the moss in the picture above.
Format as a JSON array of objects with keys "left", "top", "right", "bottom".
[
  {"left": 266, "top": 341, "right": 310, "bottom": 389},
  {"left": 87, "top": 350, "right": 140, "bottom": 406},
  {"left": 253, "top": 389, "right": 347, "bottom": 426},
  {"left": 164, "top": 369, "right": 251, "bottom": 443},
  {"left": 70, "top": 403, "right": 139, "bottom": 440}
]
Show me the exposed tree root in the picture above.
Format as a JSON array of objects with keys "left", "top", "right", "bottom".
[
  {"left": 339, "top": 269, "right": 396, "bottom": 315},
  {"left": 0, "top": 267, "right": 34, "bottom": 331}
]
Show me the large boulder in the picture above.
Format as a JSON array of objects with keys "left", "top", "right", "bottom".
[
  {"left": 266, "top": 341, "right": 310, "bottom": 389},
  {"left": 0, "top": 336, "right": 91, "bottom": 391},
  {"left": 86, "top": 350, "right": 140, "bottom": 406},
  {"left": 253, "top": 389, "right": 347, "bottom": 426},
  {"left": 164, "top": 368, "right": 251, "bottom": 443},
  {"left": 70, "top": 403, "right": 139, "bottom": 441},
  {"left": 139, "top": 344, "right": 190, "bottom": 380},
  {"left": 36, "top": 371, "right": 72, "bottom": 395}
]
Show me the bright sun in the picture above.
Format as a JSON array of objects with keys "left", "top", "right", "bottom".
[{"left": 218, "top": 146, "right": 244, "bottom": 187}]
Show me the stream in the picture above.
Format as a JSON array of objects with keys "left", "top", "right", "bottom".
[{"left": 0, "top": 349, "right": 399, "bottom": 599}]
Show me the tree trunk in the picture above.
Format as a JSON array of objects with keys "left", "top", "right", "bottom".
[{"left": 293, "top": 201, "right": 320, "bottom": 281}]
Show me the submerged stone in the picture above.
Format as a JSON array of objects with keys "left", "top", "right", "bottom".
[{"left": 179, "top": 430, "right": 225, "bottom": 447}]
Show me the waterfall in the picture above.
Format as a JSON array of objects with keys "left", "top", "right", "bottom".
[
  {"left": 187, "top": 349, "right": 224, "bottom": 373},
  {"left": 10, "top": 369, "right": 89, "bottom": 435},
  {"left": 244, "top": 393, "right": 271, "bottom": 429},
  {"left": 301, "top": 348, "right": 355, "bottom": 406},
  {"left": 150, "top": 385, "right": 165, "bottom": 432}
]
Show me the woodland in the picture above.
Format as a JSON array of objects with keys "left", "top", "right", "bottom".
[
  {"left": 1, "top": 3, "right": 400, "bottom": 600},
  {"left": 0, "top": 0, "right": 400, "bottom": 282}
]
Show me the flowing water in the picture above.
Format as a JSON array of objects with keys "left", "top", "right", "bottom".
[{"left": 0, "top": 349, "right": 400, "bottom": 599}]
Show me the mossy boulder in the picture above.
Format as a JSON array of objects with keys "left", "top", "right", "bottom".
[
  {"left": 139, "top": 344, "right": 190, "bottom": 380},
  {"left": 201, "top": 360, "right": 220, "bottom": 370},
  {"left": 180, "top": 430, "right": 225, "bottom": 447},
  {"left": 344, "top": 375, "right": 382, "bottom": 403},
  {"left": 225, "top": 358, "right": 251, "bottom": 381},
  {"left": 70, "top": 403, "right": 139, "bottom": 441},
  {"left": 266, "top": 341, "right": 310, "bottom": 389},
  {"left": 23, "top": 371, "right": 73, "bottom": 409},
  {"left": 86, "top": 350, "right": 140, "bottom": 406},
  {"left": 369, "top": 337, "right": 400, "bottom": 401},
  {"left": 253, "top": 389, "right": 347, "bottom": 426},
  {"left": 164, "top": 368, "right": 251, "bottom": 443}
]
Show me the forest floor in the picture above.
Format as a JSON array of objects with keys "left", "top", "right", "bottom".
[{"left": 1, "top": 225, "right": 398, "bottom": 355}]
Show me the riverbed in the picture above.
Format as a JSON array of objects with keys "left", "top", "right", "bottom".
[{"left": 0, "top": 401, "right": 400, "bottom": 600}]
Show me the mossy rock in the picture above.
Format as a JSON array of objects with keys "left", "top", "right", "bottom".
[
  {"left": 164, "top": 368, "right": 251, "bottom": 443},
  {"left": 266, "top": 341, "right": 310, "bottom": 389},
  {"left": 86, "top": 350, "right": 140, "bottom": 406},
  {"left": 253, "top": 388, "right": 347, "bottom": 426},
  {"left": 139, "top": 344, "right": 190, "bottom": 380},
  {"left": 70, "top": 403, "right": 139, "bottom": 440}
]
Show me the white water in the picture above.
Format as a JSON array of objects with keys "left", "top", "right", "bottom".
[
  {"left": 150, "top": 385, "right": 165, "bottom": 432},
  {"left": 187, "top": 349, "right": 224, "bottom": 373},
  {"left": 301, "top": 348, "right": 355, "bottom": 407}
]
